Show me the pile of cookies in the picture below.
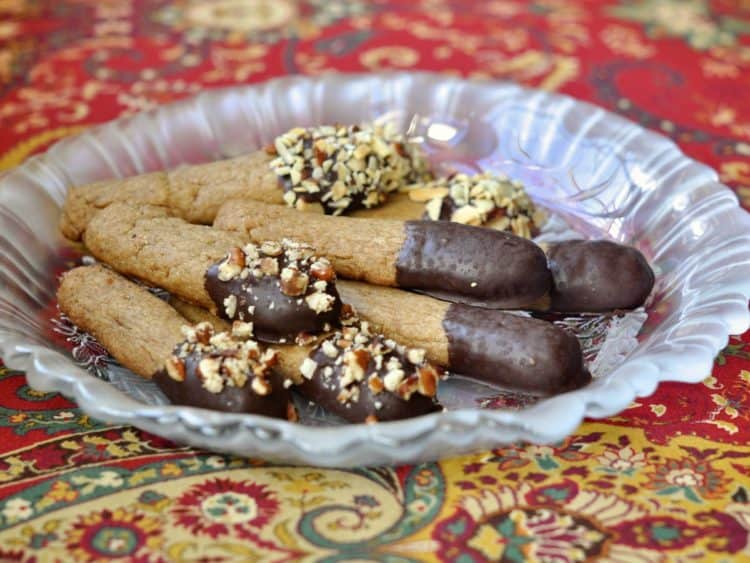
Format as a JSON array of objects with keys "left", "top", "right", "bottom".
[{"left": 57, "top": 123, "right": 654, "bottom": 424}]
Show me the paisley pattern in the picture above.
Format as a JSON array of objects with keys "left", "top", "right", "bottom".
[{"left": 2, "top": 0, "right": 750, "bottom": 559}]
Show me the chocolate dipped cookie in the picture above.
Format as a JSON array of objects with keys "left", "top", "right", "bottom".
[
  {"left": 337, "top": 281, "right": 589, "bottom": 394},
  {"left": 83, "top": 203, "right": 342, "bottom": 342},
  {"left": 213, "top": 199, "right": 552, "bottom": 309},
  {"left": 57, "top": 265, "right": 295, "bottom": 418},
  {"left": 352, "top": 172, "right": 546, "bottom": 239}
]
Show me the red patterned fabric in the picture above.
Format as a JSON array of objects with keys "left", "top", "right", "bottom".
[{"left": 1, "top": 1, "right": 750, "bottom": 560}]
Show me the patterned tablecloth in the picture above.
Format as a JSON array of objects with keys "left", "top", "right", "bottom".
[{"left": 2, "top": 1, "right": 750, "bottom": 561}]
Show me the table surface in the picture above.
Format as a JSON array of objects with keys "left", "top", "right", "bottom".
[{"left": 2, "top": 1, "right": 750, "bottom": 560}]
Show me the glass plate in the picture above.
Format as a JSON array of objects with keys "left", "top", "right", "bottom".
[{"left": 1, "top": 72, "right": 749, "bottom": 467}]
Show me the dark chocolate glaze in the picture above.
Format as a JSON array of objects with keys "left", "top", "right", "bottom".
[
  {"left": 153, "top": 367, "right": 291, "bottom": 419},
  {"left": 396, "top": 221, "right": 551, "bottom": 308},
  {"left": 205, "top": 262, "right": 342, "bottom": 344},
  {"left": 547, "top": 240, "right": 655, "bottom": 313},
  {"left": 297, "top": 340, "right": 441, "bottom": 423},
  {"left": 444, "top": 304, "right": 590, "bottom": 394},
  {"left": 297, "top": 376, "right": 440, "bottom": 423}
]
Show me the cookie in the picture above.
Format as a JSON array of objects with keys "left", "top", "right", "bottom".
[
  {"left": 213, "top": 199, "right": 552, "bottom": 309},
  {"left": 56, "top": 265, "right": 294, "bottom": 418},
  {"left": 60, "top": 151, "right": 279, "bottom": 242},
  {"left": 60, "top": 123, "right": 429, "bottom": 241},
  {"left": 83, "top": 203, "right": 342, "bottom": 342},
  {"left": 353, "top": 172, "right": 545, "bottom": 239},
  {"left": 337, "top": 281, "right": 590, "bottom": 394}
]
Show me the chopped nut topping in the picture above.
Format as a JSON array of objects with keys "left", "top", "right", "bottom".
[
  {"left": 269, "top": 123, "right": 431, "bottom": 215},
  {"left": 404, "top": 172, "right": 546, "bottom": 238},
  {"left": 306, "top": 321, "right": 442, "bottom": 406},
  {"left": 165, "top": 321, "right": 277, "bottom": 396},
  {"left": 211, "top": 239, "right": 342, "bottom": 323}
]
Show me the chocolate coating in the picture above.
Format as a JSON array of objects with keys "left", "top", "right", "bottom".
[
  {"left": 297, "top": 335, "right": 442, "bottom": 423},
  {"left": 154, "top": 367, "right": 291, "bottom": 419},
  {"left": 547, "top": 240, "right": 655, "bottom": 313},
  {"left": 396, "top": 221, "right": 551, "bottom": 308},
  {"left": 297, "top": 376, "right": 440, "bottom": 423},
  {"left": 205, "top": 258, "right": 342, "bottom": 344},
  {"left": 444, "top": 304, "right": 590, "bottom": 394}
]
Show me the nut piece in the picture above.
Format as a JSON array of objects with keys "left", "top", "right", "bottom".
[
  {"left": 407, "top": 348, "right": 426, "bottom": 365},
  {"left": 310, "top": 259, "right": 335, "bottom": 281},
  {"left": 165, "top": 356, "right": 185, "bottom": 382},
  {"left": 260, "top": 241, "right": 283, "bottom": 257},
  {"left": 194, "top": 324, "right": 213, "bottom": 345},
  {"left": 229, "top": 247, "right": 246, "bottom": 269},
  {"left": 367, "top": 374, "right": 384, "bottom": 394},
  {"left": 300, "top": 357, "right": 318, "bottom": 380},
  {"left": 416, "top": 365, "right": 439, "bottom": 397},
  {"left": 259, "top": 257, "right": 279, "bottom": 276},
  {"left": 231, "top": 321, "right": 254, "bottom": 339},
  {"left": 408, "top": 186, "right": 450, "bottom": 202},
  {"left": 251, "top": 376, "right": 272, "bottom": 396},
  {"left": 223, "top": 294, "right": 238, "bottom": 318},
  {"left": 306, "top": 292, "right": 336, "bottom": 314},
  {"left": 280, "top": 267, "right": 309, "bottom": 297}
]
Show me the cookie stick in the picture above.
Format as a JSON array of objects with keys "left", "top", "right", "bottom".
[
  {"left": 213, "top": 200, "right": 552, "bottom": 309},
  {"left": 56, "top": 265, "right": 294, "bottom": 418},
  {"left": 60, "top": 123, "right": 429, "bottom": 241},
  {"left": 171, "top": 298, "right": 442, "bottom": 423},
  {"left": 60, "top": 151, "right": 280, "bottom": 242},
  {"left": 337, "top": 281, "right": 590, "bottom": 394},
  {"left": 83, "top": 203, "right": 343, "bottom": 342}
]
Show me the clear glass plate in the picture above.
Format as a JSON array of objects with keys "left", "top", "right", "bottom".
[{"left": 1, "top": 72, "right": 749, "bottom": 466}]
